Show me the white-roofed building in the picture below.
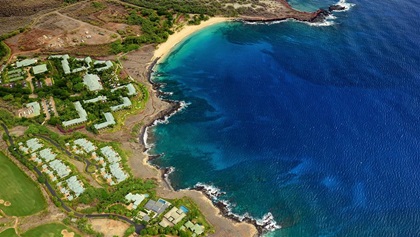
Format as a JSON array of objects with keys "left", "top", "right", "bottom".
[
  {"left": 83, "top": 74, "right": 103, "bottom": 91},
  {"left": 66, "top": 176, "right": 85, "bottom": 197},
  {"left": 110, "top": 97, "right": 132, "bottom": 111},
  {"left": 94, "top": 112, "right": 116, "bottom": 130},
  {"left": 94, "top": 60, "right": 113, "bottom": 72},
  {"left": 83, "top": 96, "right": 107, "bottom": 104},
  {"left": 25, "top": 102, "right": 41, "bottom": 117},
  {"left": 125, "top": 193, "right": 147, "bottom": 209},
  {"left": 49, "top": 159, "right": 70, "bottom": 178},
  {"left": 16, "top": 59, "right": 37, "bottom": 68},
  {"left": 109, "top": 163, "right": 128, "bottom": 183},
  {"left": 62, "top": 101, "right": 88, "bottom": 127},
  {"left": 26, "top": 138, "right": 43, "bottom": 152},
  {"left": 39, "top": 148, "right": 57, "bottom": 162},
  {"left": 100, "top": 146, "right": 121, "bottom": 163},
  {"left": 74, "top": 138, "right": 96, "bottom": 153},
  {"left": 111, "top": 83, "right": 137, "bottom": 96}
]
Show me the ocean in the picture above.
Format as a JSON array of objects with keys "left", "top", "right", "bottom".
[{"left": 147, "top": 0, "right": 420, "bottom": 236}]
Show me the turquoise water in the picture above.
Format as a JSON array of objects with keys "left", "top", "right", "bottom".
[{"left": 148, "top": 0, "right": 420, "bottom": 236}]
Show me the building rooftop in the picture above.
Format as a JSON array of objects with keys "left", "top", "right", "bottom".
[
  {"left": 74, "top": 138, "right": 96, "bottom": 153},
  {"left": 66, "top": 176, "right": 85, "bottom": 197},
  {"left": 16, "top": 59, "right": 37, "bottom": 68},
  {"left": 100, "top": 146, "right": 121, "bottom": 163},
  {"left": 26, "top": 138, "right": 43, "bottom": 152},
  {"left": 83, "top": 74, "right": 103, "bottom": 91},
  {"left": 94, "top": 60, "right": 113, "bottom": 72},
  {"left": 26, "top": 102, "right": 41, "bottom": 117},
  {"left": 94, "top": 112, "right": 116, "bottom": 130},
  {"left": 109, "top": 163, "right": 128, "bottom": 183},
  {"left": 161, "top": 206, "right": 187, "bottom": 226},
  {"left": 62, "top": 101, "right": 88, "bottom": 127},
  {"left": 110, "top": 97, "right": 132, "bottom": 111},
  {"left": 83, "top": 96, "right": 107, "bottom": 104},
  {"left": 49, "top": 159, "right": 70, "bottom": 178},
  {"left": 39, "top": 148, "right": 57, "bottom": 162},
  {"left": 111, "top": 83, "right": 137, "bottom": 96},
  {"left": 125, "top": 193, "right": 147, "bottom": 209},
  {"left": 144, "top": 199, "right": 171, "bottom": 215},
  {"left": 32, "top": 64, "right": 48, "bottom": 75}
]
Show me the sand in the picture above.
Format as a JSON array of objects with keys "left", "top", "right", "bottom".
[
  {"left": 61, "top": 229, "right": 75, "bottom": 237},
  {"left": 153, "top": 17, "right": 231, "bottom": 63},
  {"left": 4, "top": 201, "right": 11, "bottom": 207}
]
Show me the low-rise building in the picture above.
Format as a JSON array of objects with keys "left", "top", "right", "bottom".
[
  {"left": 25, "top": 102, "right": 41, "bottom": 117},
  {"left": 110, "top": 97, "right": 132, "bottom": 111},
  {"left": 66, "top": 176, "right": 85, "bottom": 197},
  {"left": 111, "top": 83, "right": 137, "bottom": 96},
  {"left": 83, "top": 74, "right": 103, "bottom": 91},
  {"left": 125, "top": 193, "right": 147, "bottom": 209},
  {"left": 144, "top": 199, "right": 171, "bottom": 215},
  {"left": 26, "top": 138, "right": 43, "bottom": 152},
  {"left": 159, "top": 206, "right": 187, "bottom": 227},
  {"left": 62, "top": 101, "right": 88, "bottom": 127},
  {"left": 16, "top": 59, "right": 37, "bottom": 68},
  {"left": 83, "top": 96, "right": 107, "bottom": 104},
  {"left": 74, "top": 138, "right": 96, "bottom": 153},
  {"left": 39, "top": 148, "right": 57, "bottom": 162},
  {"left": 94, "top": 112, "right": 115, "bottom": 130},
  {"left": 32, "top": 64, "right": 48, "bottom": 75},
  {"left": 49, "top": 159, "right": 70, "bottom": 178}
]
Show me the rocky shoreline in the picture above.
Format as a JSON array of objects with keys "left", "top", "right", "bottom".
[{"left": 241, "top": 0, "right": 349, "bottom": 24}]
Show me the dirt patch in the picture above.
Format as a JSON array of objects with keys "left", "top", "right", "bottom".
[
  {"left": 4, "top": 201, "right": 11, "bottom": 207},
  {"left": 61, "top": 229, "right": 75, "bottom": 237},
  {"left": 6, "top": 12, "right": 118, "bottom": 54},
  {"left": 89, "top": 219, "right": 130, "bottom": 237}
]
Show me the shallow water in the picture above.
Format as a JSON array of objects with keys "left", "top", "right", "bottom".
[{"left": 149, "top": 0, "right": 420, "bottom": 236}]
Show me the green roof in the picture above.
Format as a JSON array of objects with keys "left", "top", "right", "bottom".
[
  {"left": 16, "top": 59, "right": 37, "bottom": 68},
  {"left": 83, "top": 74, "right": 103, "bottom": 91},
  {"left": 26, "top": 102, "right": 41, "bottom": 116},
  {"left": 32, "top": 64, "right": 48, "bottom": 75}
]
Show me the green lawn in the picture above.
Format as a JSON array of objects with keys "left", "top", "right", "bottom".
[
  {"left": 0, "top": 228, "right": 19, "bottom": 237},
  {"left": 22, "top": 223, "right": 81, "bottom": 237},
  {"left": 0, "top": 152, "right": 46, "bottom": 216}
]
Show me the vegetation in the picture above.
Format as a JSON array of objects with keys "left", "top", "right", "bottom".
[
  {"left": 0, "top": 41, "right": 11, "bottom": 65},
  {"left": 0, "top": 152, "right": 47, "bottom": 216},
  {"left": 0, "top": 229, "right": 19, "bottom": 237},
  {"left": 22, "top": 223, "right": 82, "bottom": 237}
]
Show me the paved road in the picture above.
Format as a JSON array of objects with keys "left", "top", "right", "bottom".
[{"left": 0, "top": 122, "right": 144, "bottom": 234}]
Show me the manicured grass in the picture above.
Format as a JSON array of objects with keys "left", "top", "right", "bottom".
[
  {"left": 0, "top": 152, "right": 46, "bottom": 216},
  {"left": 0, "top": 228, "right": 19, "bottom": 237},
  {"left": 22, "top": 223, "right": 81, "bottom": 237}
]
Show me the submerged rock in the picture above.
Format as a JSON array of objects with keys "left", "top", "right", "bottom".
[
  {"left": 329, "top": 5, "right": 346, "bottom": 11},
  {"left": 310, "top": 9, "right": 330, "bottom": 23}
]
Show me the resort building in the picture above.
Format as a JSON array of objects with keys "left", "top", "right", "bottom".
[
  {"left": 26, "top": 138, "right": 43, "bottom": 152},
  {"left": 111, "top": 83, "right": 137, "bottom": 96},
  {"left": 32, "top": 64, "right": 48, "bottom": 75},
  {"left": 39, "top": 148, "right": 57, "bottom": 162},
  {"left": 66, "top": 176, "right": 85, "bottom": 197},
  {"left": 16, "top": 58, "right": 37, "bottom": 68},
  {"left": 83, "top": 74, "right": 103, "bottom": 91},
  {"left": 125, "top": 193, "right": 147, "bottom": 209},
  {"left": 144, "top": 199, "right": 171, "bottom": 215},
  {"left": 62, "top": 101, "right": 88, "bottom": 127},
  {"left": 49, "top": 159, "right": 70, "bottom": 178},
  {"left": 110, "top": 97, "right": 132, "bottom": 111},
  {"left": 74, "top": 138, "right": 96, "bottom": 153},
  {"left": 159, "top": 206, "right": 188, "bottom": 227},
  {"left": 25, "top": 102, "right": 41, "bottom": 117},
  {"left": 83, "top": 96, "right": 107, "bottom": 104},
  {"left": 100, "top": 146, "right": 121, "bottom": 163},
  {"left": 49, "top": 55, "right": 71, "bottom": 74},
  {"left": 109, "top": 162, "right": 128, "bottom": 183},
  {"left": 94, "top": 112, "right": 115, "bottom": 130},
  {"left": 184, "top": 221, "right": 205, "bottom": 236},
  {"left": 94, "top": 60, "right": 113, "bottom": 72}
]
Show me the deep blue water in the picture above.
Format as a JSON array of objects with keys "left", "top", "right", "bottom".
[{"left": 149, "top": 0, "right": 420, "bottom": 236}]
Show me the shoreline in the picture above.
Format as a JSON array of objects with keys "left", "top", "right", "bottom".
[{"left": 153, "top": 17, "right": 232, "bottom": 64}]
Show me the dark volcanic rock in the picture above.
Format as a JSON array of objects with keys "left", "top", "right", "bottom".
[
  {"left": 329, "top": 5, "right": 346, "bottom": 11},
  {"left": 310, "top": 9, "right": 330, "bottom": 23}
]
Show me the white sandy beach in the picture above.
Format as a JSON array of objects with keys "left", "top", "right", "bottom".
[{"left": 153, "top": 17, "right": 231, "bottom": 63}]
